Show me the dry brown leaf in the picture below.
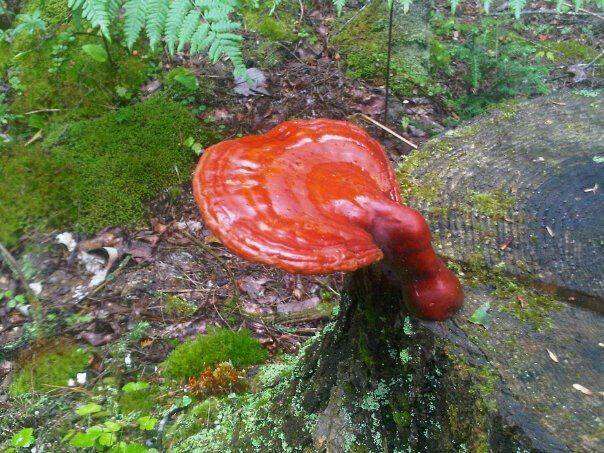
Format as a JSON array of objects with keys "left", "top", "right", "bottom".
[
  {"left": 546, "top": 349, "right": 559, "bottom": 363},
  {"left": 572, "top": 383, "right": 593, "bottom": 395}
]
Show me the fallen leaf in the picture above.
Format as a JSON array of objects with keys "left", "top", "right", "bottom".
[
  {"left": 234, "top": 68, "right": 269, "bottom": 96},
  {"left": 468, "top": 302, "right": 491, "bottom": 327},
  {"left": 239, "top": 276, "right": 269, "bottom": 297},
  {"left": 546, "top": 349, "right": 559, "bottom": 363},
  {"left": 572, "top": 383, "right": 593, "bottom": 395},
  {"left": 81, "top": 332, "right": 113, "bottom": 346},
  {"left": 276, "top": 296, "right": 321, "bottom": 314}
]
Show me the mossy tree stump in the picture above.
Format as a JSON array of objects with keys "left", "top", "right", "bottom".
[{"left": 179, "top": 91, "right": 602, "bottom": 452}]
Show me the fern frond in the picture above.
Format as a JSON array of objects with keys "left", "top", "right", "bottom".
[
  {"left": 124, "top": 0, "right": 146, "bottom": 49},
  {"left": 107, "top": 0, "right": 121, "bottom": 18},
  {"left": 177, "top": 9, "right": 202, "bottom": 52},
  {"left": 68, "top": 0, "right": 86, "bottom": 10},
  {"left": 210, "top": 21, "right": 240, "bottom": 33},
  {"left": 166, "top": 0, "right": 194, "bottom": 54},
  {"left": 81, "top": 0, "right": 112, "bottom": 39},
  {"left": 189, "top": 22, "right": 210, "bottom": 54},
  {"left": 333, "top": 0, "right": 346, "bottom": 15},
  {"left": 145, "top": 0, "right": 169, "bottom": 50},
  {"left": 509, "top": 0, "right": 527, "bottom": 18}
]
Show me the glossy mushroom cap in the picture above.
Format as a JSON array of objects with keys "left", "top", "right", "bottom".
[{"left": 193, "top": 119, "right": 463, "bottom": 321}]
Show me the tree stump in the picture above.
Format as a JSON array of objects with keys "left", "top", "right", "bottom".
[{"left": 178, "top": 92, "right": 602, "bottom": 452}]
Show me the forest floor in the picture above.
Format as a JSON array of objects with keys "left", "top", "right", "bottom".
[{"left": 0, "top": 0, "right": 602, "bottom": 450}]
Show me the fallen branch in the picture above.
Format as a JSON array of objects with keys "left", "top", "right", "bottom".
[{"left": 354, "top": 113, "right": 418, "bottom": 149}]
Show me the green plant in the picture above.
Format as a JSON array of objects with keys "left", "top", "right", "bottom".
[
  {"left": 0, "top": 95, "right": 221, "bottom": 246},
  {"left": 162, "top": 327, "right": 268, "bottom": 380},
  {"left": 10, "top": 9, "right": 46, "bottom": 37},
  {"left": 67, "top": 0, "right": 246, "bottom": 77},
  {"left": 1, "top": 290, "right": 27, "bottom": 309},
  {"left": 9, "top": 342, "right": 91, "bottom": 395},
  {"left": 431, "top": 16, "right": 549, "bottom": 119},
  {"left": 11, "top": 427, "right": 35, "bottom": 448},
  {"left": 164, "top": 293, "right": 199, "bottom": 316}
]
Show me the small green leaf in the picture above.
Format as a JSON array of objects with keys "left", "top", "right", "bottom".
[
  {"left": 103, "top": 420, "right": 122, "bottom": 432},
  {"left": 12, "top": 427, "right": 34, "bottom": 447},
  {"left": 191, "top": 142, "right": 203, "bottom": 155},
  {"left": 75, "top": 402, "right": 103, "bottom": 416},
  {"left": 122, "top": 381, "right": 150, "bottom": 393},
  {"left": 469, "top": 302, "right": 491, "bottom": 327},
  {"left": 110, "top": 442, "right": 148, "bottom": 453},
  {"left": 174, "top": 73, "right": 198, "bottom": 91},
  {"left": 180, "top": 395, "right": 192, "bottom": 407},
  {"left": 81, "top": 44, "right": 108, "bottom": 62},
  {"left": 69, "top": 432, "right": 97, "bottom": 448},
  {"left": 184, "top": 136, "right": 195, "bottom": 148},
  {"left": 137, "top": 415, "right": 157, "bottom": 431},
  {"left": 593, "top": 156, "right": 604, "bottom": 163},
  {"left": 98, "top": 431, "right": 117, "bottom": 446},
  {"left": 85, "top": 425, "right": 104, "bottom": 438}
]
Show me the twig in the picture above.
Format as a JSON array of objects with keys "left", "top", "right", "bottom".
[
  {"left": 355, "top": 113, "right": 418, "bottom": 149},
  {"left": 0, "top": 241, "right": 42, "bottom": 323},
  {"left": 563, "top": 2, "right": 604, "bottom": 20},
  {"left": 156, "top": 405, "right": 186, "bottom": 445},
  {"left": 585, "top": 50, "right": 604, "bottom": 69},
  {"left": 490, "top": 7, "right": 603, "bottom": 20},
  {"left": 333, "top": 0, "right": 373, "bottom": 37},
  {"left": 178, "top": 230, "right": 240, "bottom": 300},
  {"left": 79, "top": 255, "right": 132, "bottom": 302},
  {"left": 23, "top": 108, "right": 61, "bottom": 115}
]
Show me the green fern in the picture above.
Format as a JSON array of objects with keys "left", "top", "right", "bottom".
[
  {"left": 165, "top": 0, "right": 192, "bottom": 54},
  {"left": 146, "top": 0, "right": 169, "bottom": 50},
  {"left": 509, "top": 0, "right": 527, "bottom": 18},
  {"left": 124, "top": 0, "right": 147, "bottom": 49},
  {"left": 65, "top": 0, "right": 603, "bottom": 80}
]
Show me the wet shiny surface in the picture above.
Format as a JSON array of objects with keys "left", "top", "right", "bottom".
[
  {"left": 193, "top": 119, "right": 462, "bottom": 319},
  {"left": 193, "top": 119, "right": 400, "bottom": 274}
]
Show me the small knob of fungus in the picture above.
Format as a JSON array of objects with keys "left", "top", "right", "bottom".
[{"left": 193, "top": 119, "right": 463, "bottom": 320}]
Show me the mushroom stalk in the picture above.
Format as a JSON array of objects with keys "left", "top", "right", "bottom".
[{"left": 327, "top": 197, "right": 463, "bottom": 321}]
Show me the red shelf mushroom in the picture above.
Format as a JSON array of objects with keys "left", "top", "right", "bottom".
[{"left": 193, "top": 119, "right": 463, "bottom": 321}]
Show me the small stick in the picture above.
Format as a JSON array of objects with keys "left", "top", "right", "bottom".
[
  {"left": 384, "top": 0, "right": 394, "bottom": 124},
  {"left": 23, "top": 108, "right": 61, "bottom": 115},
  {"left": 0, "top": 241, "right": 42, "bottom": 323},
  {"left": 79, "top": 255, "right": 132, "bottom": 302},
  {"left": 356, "top": 113, "right": 418, "bottom": 149},
  {"left": 178, "top": 230, "right": 241, "bottom": 299},
  {"left": 585, "top": 50, "right": 604, "bottom": 69}
]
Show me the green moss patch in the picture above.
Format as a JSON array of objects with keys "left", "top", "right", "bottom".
[
  {"left": 6, "top": 0, "right": 150, "bottom": 123},
  {"left": 9, "top": 342, "right": 91, "bottom": 395},
  {"left": 0, "top": 95, "right": 220, "bottom": 245},
  {"left": 162, "top": 328, "right": 268, "bottom": 381},
  {"left": 165, "top": 398, "right": 222, "bottom": 448},
  {"left": 334, "top": 0, "right": 431, "bottom": 97},
  {"left": 469, "top": 190, "right": 515, "bottom": 219},
  {"left": 243, "top": 8, "right": 298, "bottom": 42},
  {"left": 118, "top": 385, "right": 161, "bottom": 415}
]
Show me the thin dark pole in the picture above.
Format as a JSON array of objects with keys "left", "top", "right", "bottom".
[{"left": 384, "top": 0, "right": 394, "bottom": 124}]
